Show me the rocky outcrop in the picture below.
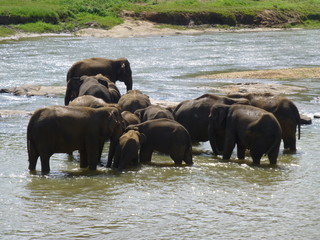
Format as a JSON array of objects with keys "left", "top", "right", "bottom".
[{"left": 0, "top": 85, "right": 66, "bottom": 97}]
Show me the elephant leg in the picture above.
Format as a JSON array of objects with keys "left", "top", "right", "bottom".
[
  {"left": 183, "top": 147, "right": 193, "bottom": 165},
  {"left": 139, "top": 146, "right": 153, "bottom": 163},
  {"left": 79, "top": 149, "right": 88, "bottom": 168},
  {"left": 106, "top": 140, "right": 118, "bottom": 168},
  {"left": 87, "top": 146, "right": 100, "bottom": 171},
  {"left": 283, "top": 134, "right": 297, "bottom": 152},
  {"left": 40, "top": 154, "right": 51, "bottom": 173},
  {"left": 132, "top": 153, "right": 139, "bottom": 166},
  {"left": 222, "top": 136, "right": 235, "bottom": 160},
  {"left": 267, "top": 143, "right": 280, "bottom": 165},
  {"left": 113, "top": 148, "right": 121, "bottom": 169},
  {"left": 237, "top": 143, "right": 246, "bottom": 160},
  {"left": 170, "top": 147, "right": 184, "bottom": 165},
  {"left": 250, "top": 149, "right": 263, "bottom": 165},
  {"left": 28, "top": 144, "right": 39, "bottom": 171}
]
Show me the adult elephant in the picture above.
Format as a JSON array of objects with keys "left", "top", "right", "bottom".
[
  {"left": 126, "top": 118, "right": 193, "bottom": 165},
  {"left": 27, "top": 106, "right": 124, "bottom": 173},
  {"left": 66, "top": 57, "right": 132, "bottom": 91},
  {"left": 113, "top": 130, "right": 145, "bottom": 171},
  {"left": 173, "top": 93, "right": 249, "bottom": 143},
  {"left": 118, "top": 90, "right": 151, "bottom": 113},
  {"left": 208, "top": 104, "right": 282, "bottom": 165},
  {"left": 134, "top": 105, "right": 174, "bottom": 122},
  {"left": 228, "top": 93, "right": 301, "bottom": 152},
  {"left": 65, "top": 74, "right": 121, "bottom": 105}
]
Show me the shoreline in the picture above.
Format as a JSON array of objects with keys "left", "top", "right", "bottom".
[{"left": 0, "top": 18, "right": 301, "bottom": 41}]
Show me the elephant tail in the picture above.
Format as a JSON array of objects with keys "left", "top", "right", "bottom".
[{"left": 296, "top": 110, "right": 301, "bottom": 140}]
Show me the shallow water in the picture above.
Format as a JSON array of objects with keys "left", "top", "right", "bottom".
[{"left": 0, "top": 30, "right": 319, "bottom": 239}]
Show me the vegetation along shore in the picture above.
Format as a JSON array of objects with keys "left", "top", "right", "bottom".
[{"left": 1, "top": 0, "right": 320, "bottom": 37}]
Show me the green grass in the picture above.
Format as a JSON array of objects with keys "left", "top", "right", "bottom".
[
  {"left": 0, "top": 0, "right": 320, "bottom": 35},
  {"left": 0, "top": 26, "right": 16, "bottom": 37}
]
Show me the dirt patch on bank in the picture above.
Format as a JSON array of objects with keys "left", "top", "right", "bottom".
[{"left": 198, "top": 67, "right": 320, "bottom": 80}]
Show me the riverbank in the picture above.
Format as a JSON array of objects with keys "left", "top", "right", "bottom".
[
  {"left": 0, "top": 17, "right": 299, "bottom": 41},
  {"left": 1, "top": 0, "right": 320, "bottom": 38}
]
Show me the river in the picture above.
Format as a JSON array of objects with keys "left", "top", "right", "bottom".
[{"left": 0, "top": 29, "right": 319, "bottom": 239}]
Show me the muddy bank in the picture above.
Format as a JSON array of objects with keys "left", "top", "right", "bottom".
[{"left": 138, "top": 9, "right": 304, "bottom": 27}]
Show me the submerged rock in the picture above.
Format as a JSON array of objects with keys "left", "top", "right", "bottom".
[{"left": 0, "top": 85, "right": 66, "bottom": 97}]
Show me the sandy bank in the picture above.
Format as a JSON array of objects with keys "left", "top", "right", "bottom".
[
  {"left": 74, "top": 18, "right": 288, "bottom": 38},
  {"left": 1, "top": 18, "right": 290, "bottom": 41},
  {"left": 198, "top": 67, "right": 320, "bottom": 80}
]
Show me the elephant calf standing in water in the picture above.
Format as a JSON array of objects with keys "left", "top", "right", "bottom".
[
  {"left": 27, "top": 106, "right": 124, "bottom": 173},
  {"left": 208, "top": 104, "right": 282, "bottom": 165},
  {"left": 113, "top": 130, "right": 145, "bottom": 171},
  {"left": 126, "top": 119, "right": 193, "bottom": 165}
]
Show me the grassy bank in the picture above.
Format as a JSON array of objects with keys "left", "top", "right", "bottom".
[{"left": 1, "top": 0, "right": 320, "bottom": 37}]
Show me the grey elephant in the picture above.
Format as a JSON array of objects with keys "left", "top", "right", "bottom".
[
  {"left": 126, "top": 118, "right": 193, "bottom": 165},
  {"left": 173, "top": 93, "right": 249, "bottom": 143},
  {"left": 27, "top": 105, "right": 124, "bottom": 173},
  {"left": 121, "top": 111, "right": 141, "bottom": 127},
  {"left": 208, "top": 104, "right": 282, "bottom": 165},
  {"left": 66, "top": 57, "right": 132, "bottom": 91},
  {"left": 118, "top": 90, "right": 151, "bottom": 113},
  {"left": 65, "top": 74, "right": 121, "bottom": 105},
  {"left": 134, "top": 105, "right": 174, "bottom": 122},
  {"left": 228, "top": 93, "right": 301, "bottom": 152},
  {"left": 113, "top": 130, "right": 145, "bottom": 171}
]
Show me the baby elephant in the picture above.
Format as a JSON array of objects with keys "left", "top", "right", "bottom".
[
  {"left": 27, "top": 105, "right": 123, "bottom": 173},
  {"left": 208, "top": 104, "right": 282, "bottom": 165},
  {"left": 113, "top": 130, "right": 145, "bottom": 171},
  {"left": 126, "top": 118, "right": 193, "bottom": 165}
]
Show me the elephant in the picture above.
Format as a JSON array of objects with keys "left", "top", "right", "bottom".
[
  {"left": 126, "top": 118, "right": 193, "bottom": 165},
  {"left": 66, "top": 57, "right": 132, "bottom": 91},
  {"left": 208, "top": 104, "right": 282, "bottom": 165},
  {"left": 113, "top": 130, "right": 145, "bottom": 171},
  {"left": 27, "top": 105, "right": 124, "bottom": 173},
  {"left": 173, "top": 93, "right": 250, "bottom": 143},
  {"left": 65, "top": 74, "right": 121, "bottom": 105},
  {"left": 121, "top": 111, "right": 141, "bottom": 127},
  {"left": 69, "top": 95, "right": 119, "bottom": 109},
  {"left": 228, "top": 93, "right": 301, "bottom": 152},
  {"left": 118, "top": 90, "right": 151, "bottom": 113},
  {"left": 134, "top": 105, "right": 174, "bottom": 122}
]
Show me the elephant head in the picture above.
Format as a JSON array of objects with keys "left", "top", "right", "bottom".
[
  {"left": 114, "top": 58, "right": 132, "bottom": 92},
  {"left": 65, "top": 77, "right": 82, "bottom": 105},
  {"left": 208, "top": 104, "right": 229, "bottom": 155}
]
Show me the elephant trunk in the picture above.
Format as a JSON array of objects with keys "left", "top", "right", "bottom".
[{"left": 125, "top": 76, "right": 133, "bottom": 92}]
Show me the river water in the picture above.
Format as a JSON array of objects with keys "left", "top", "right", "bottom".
[{"left": 0, "top": 29, "right": 319, "bottom": 239}]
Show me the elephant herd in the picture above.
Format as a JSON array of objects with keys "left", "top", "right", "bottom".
[{"left": 27, "top": 57, "right": 302, "bottom": 173}]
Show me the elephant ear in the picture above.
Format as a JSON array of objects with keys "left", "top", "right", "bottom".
[
  {"left": 134, "top": 108, "right": 145, "bottom": 121},
  {"left": 95, "top": 74, "right": 110, "bottom": 88},
  {"left": 210, "top": 105, "right": 228, "bottom": 127}
]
